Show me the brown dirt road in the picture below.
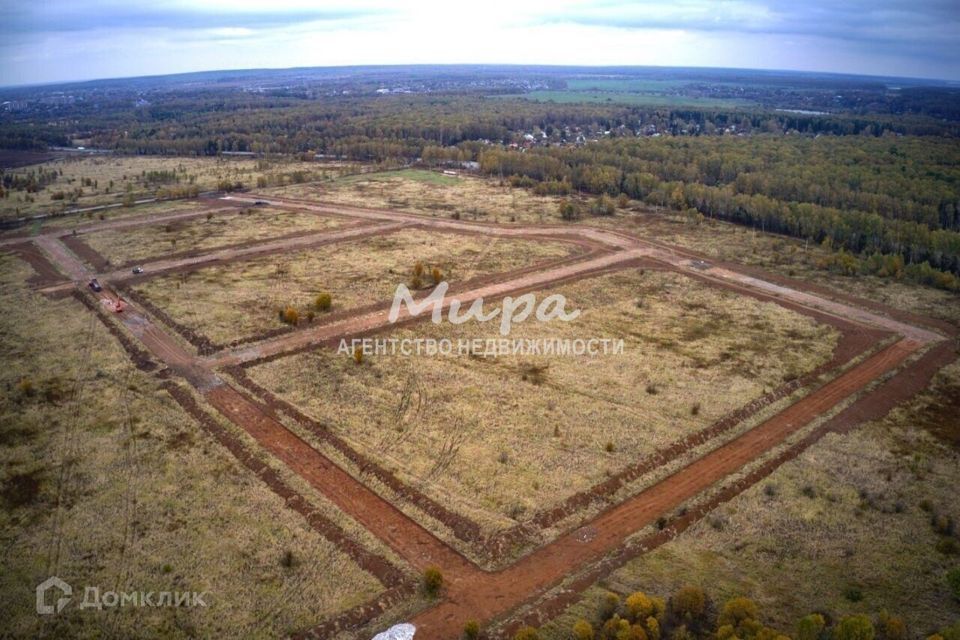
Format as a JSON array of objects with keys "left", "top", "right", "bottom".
[
  {"left": 405, "top": 339, "right": 921, "bottom": 637},
  {"left": 13, "top": 194, "right": 954, "bottom": 639}
]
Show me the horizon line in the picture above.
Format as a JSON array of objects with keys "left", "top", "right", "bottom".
[{"left": 2, "top": 61, "right": 956, "bottom": 92}]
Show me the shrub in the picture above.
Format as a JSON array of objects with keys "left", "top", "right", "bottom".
[
  {"left": 315, "top": 292, "right": 332, "bottom": 312},
  {"left": 625, "top": 592, "right": 664, "bottom": 623},
  {"left": 559, "top": 199, "right": 581, "bottom": 221},
  {"left": 599, "top": 591, "right": 621, "bottom": 619},
  {"left": 671, "top": 626, "right": 695, "bottom": 640},
  {"left": 947, "top": 567, "right": 960, "bottom": 600},
  {"left": 590, "top": 194, "right": 616, "bottom": 216},
  {"left": 876, "top": 612, "right": 906, "bottom": 640},
  {"left": 833, "top": 615, "right": 875, "bottom": 640},
  {"left": 422, "top": 566, "right": 443, "bottom": 596},
  {"left": 411, "top": 275, "right": 424, "bottom": 289},
  {"left": 646, "top": 617, "right": 661, "bottom": 640},
  {"left": 463, "top": 619, "right": 480, "bottom": 639},
  {"left": 603, "top": 615, "right": 631, "bottom": 639},
  {"left": 306, "top": 311, "right": 315, "bottom": 323},
  {"left": 932, "top": 514, "right": 954, "bottom": 536},
  {"left": 690, "top": 402, "right": 700, "bottom": 416},
  {"left": 645, "top": 383, "right": 658, "bottom": 395},
  {"left": 843, "top": 586, "right": 864, "bottom": 603},
  {"left": 280, "top": 549, "right": 295, "bottom": 568},
  {"left": 280, "top": 306, "right": 299, "bottom": 325},
  {"left": 605, "top": 441, "right": 615, "bottom": 453},
  {"left": 1, "top": 471, "right": 42, "bottom": 507},
  {"left": 572, "top": 619, "right": 594, "bottom": 640},
  {"left": 936, "top": 538, "right": 959, "bottom": 555},
  {"left": 431, "top": 266, "right": 443, "bottom": 285},
  {"left": 352, "top": 347, "right": 364, "bottom": 365},
  {"left": 513, "top": 626, "right": 540, "bottom": 640},
  {"left": 938, "top": 622, "right": 960, "bottom": 640},
  {"left": 16, "top": 377, "right": 35, "bottom": 398},
  {"left": 796, "top": 614, "right": 826, "bottom": 640},
  {"left": 413, "top": 261, "right": 425, "bottom": 278},
  {"left": 718, "top": 597, "right": 759, "bottom": 628},
  {"left": 670, "top": 586, "right": 706, "bottom": 621}
]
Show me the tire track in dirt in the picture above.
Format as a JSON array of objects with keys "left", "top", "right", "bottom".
[{"left": 204, "top": 384, "right": 478, "bottom": 578}]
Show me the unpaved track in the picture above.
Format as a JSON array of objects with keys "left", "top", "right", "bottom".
[
  {"left": 99, "top": 220, "right": 407, "bottom": 284},
  {"left": 18, "top": 195, "right": 953, "bottom": 639},
  {"left": 0, "top": 199, "right": 230, "bottom": 248},
  {"left": 405, "top": 339, "right": 921, "bottom": 637},
  {"left": 206, "top": 249, "right": 650, "bottom": 367}
]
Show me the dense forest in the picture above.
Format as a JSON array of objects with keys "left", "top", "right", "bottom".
[{"left": 475, "top": 137, "right": 960, "bottom": 289}]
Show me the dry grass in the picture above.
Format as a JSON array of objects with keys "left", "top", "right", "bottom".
[
  {"left": 82, "top": 206, "right": 348, "bottom": 265},
  {"left": 132, "top": 228, "right": 575, "bottom": 344},
  {"left": 268, "top": 171, "right": 960, "bottom": 325},
  {"left": 536, "top": 364, "right": 960, "bottom": 639},
  {"left": 0, "top": 255, "right": 386, "bottom": 638},
  {"left": 587, "top": 209, "right": 960, "bottom": 327},
  {"left": 246, "top": 269, "right": 838, "bottom": 531},
  {"left": 0, "top": 155, "right": 353, "bottom": 220},
  {"left": 265, "top": 170, "right": 564, "bottom": 224}
]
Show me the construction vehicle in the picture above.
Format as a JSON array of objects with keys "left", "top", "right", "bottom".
[{"left": 107, "top": 295, "right": 126, "bottom": 313}]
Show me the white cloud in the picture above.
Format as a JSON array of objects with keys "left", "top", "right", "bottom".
[{"left": 1, "top": 0, "right": 957, "bottom": 84}]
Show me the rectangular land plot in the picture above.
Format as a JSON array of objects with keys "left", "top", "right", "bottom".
[
  {"left": 244, "top": 269, "right": 840, "bottom": 531},
  {"left": 0, "top": 254, "right": 389, "bottom": 638},
  {"left": 131, "top": 227, "right": 579, "bottom": 345},
  {"left": 81, "top": 205, "right": 350, "bottom": 266}
]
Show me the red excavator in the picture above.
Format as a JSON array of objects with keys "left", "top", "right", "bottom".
[{"left": 100, "top": 293, "right": 126, "bottom": 313}]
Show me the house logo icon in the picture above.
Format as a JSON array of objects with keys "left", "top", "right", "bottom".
[{"left": 36, "top": 576, "right": 72, "bottom": 615}]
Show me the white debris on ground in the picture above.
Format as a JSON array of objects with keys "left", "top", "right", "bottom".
[{"left": 372, "top": 623, "right": 416, "bottom": 640}]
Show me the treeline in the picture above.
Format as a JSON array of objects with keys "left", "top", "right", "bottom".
[
  {"left": 476, "top": 136, "right": 960, "bottom": 284},
  {"left": 505, "top": 583, "right": 960, "bottom": 640},
  {"left": 1, "top": 92, "right": 957, "bottom": 157}
]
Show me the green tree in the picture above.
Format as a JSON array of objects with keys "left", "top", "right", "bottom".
[
  {"left": 833, "top": 615, "right": 875, "bottom": 640},
  {"left": 796, "top": 613, "right": 826, "bottom": 640},
  {"left": 572, "top": 619, "right": 594, "bottom": 640},
  {"left": 670, "top": 586, "right": 706, "bottom": 622}
]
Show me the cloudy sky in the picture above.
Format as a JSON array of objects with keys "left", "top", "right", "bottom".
[{"left": 2, "top": 0, "right": 958, "bottom": 86}]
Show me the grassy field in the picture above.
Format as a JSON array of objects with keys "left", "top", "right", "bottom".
[
  {"left": 566, "top": 79, "right": 691, "bottom": 92},
  {"left": 536, "top": 362, "right": 960, "bottom": 638},
  {"left": 0, "top": 155, "right": 353, "bottom": 220},
  {"left": 601, "top": 209, "right": 960, "bottom": 327},
  {"left": 496, "top": 90, "right": 754, "bottom": 109},
  {"left": 132, "top": 227, "right": 576, "bottom": 344},
  {"left": 245, "top": 269, "right": 838, "bottom": 532},
  {"left": 0, "top": 255, "right": 388, "bottom": 639},
  {"left": 82, "top": 206, "right": 349, "bottom": 266},
  {"left": 266, "top": 171, "right": 568, "bottom": 225},
  {"left": 335, "top": 168, "right": 461, "bottom": 187},
  {"left": 281, "top": 169, "right": 960, "bottom": 325}
]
